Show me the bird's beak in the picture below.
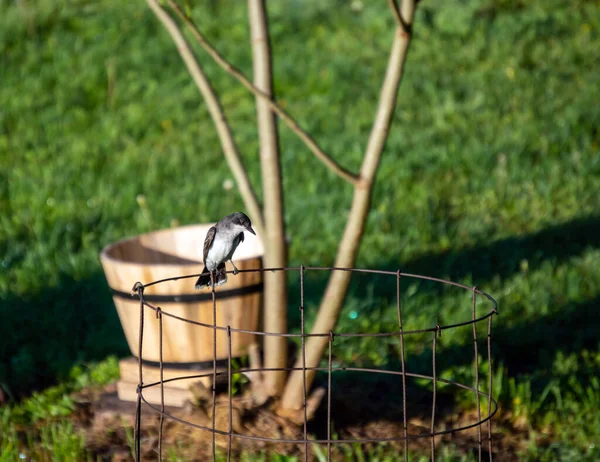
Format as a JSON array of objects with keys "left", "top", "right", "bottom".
[{"left": 247, "top": 226, "right": 256, "bottom": 235}]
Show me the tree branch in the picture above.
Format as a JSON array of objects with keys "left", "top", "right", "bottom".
[
  {"left": 167, "top": 0, "right": 359, "bottom": 185},
  {"left": 387, "top": 0, "right": 410, "bottom": 34},
  {"left": 147, "top": 0, "right": 265, "bottom": 237},
  {"left": 247, "top": 0, "right": 288, "bottom": 397},
  {"left": 280, "top": 0, "right": 417, "bottom": 412}
]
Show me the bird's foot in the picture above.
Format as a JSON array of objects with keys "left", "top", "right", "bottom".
[{"left": 231, "top": 261, "right": 240, "bottom": 275}]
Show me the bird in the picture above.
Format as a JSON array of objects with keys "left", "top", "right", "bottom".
[{"left": 194, "top": 212, "right": 256, "bottom": 290}]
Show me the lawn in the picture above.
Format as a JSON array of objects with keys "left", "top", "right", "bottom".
[{"left": 1, "top": 0, "right": 599, "bottom": 460}]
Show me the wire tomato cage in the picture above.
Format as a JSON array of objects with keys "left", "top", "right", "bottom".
[{"left": 130, "top": 266, "right": 499, "bottom": 461}]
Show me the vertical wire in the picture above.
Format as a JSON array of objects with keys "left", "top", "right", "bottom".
[
  {"left": 227, "top": 326, "right": 233, "bottom": 461},
  {"left": 157, "top": 307, "right": 164, "bottom": 462},
  {"left": 472, "top": 287, "right": 482, "bottom": 461},
  {"left": 134, "top": 284, "right": 144, "bottom": 462},
  {"left": 431, "top": 329, "right": 438, "bottom": 461},
  {"left": 300, "top": 265, "right": 308, "bottom": 462},
  {"left": 396, "top": 271, "right": 408, "bottom": 462},
  {"left": 327, "top": 331, "right": 334, "bottom": 462},
  {"left": 487, "top": 311, "right": 495, "bottom": 461},
  {"left": 211, "top": 272, "right": 217, "bottom": 462}
]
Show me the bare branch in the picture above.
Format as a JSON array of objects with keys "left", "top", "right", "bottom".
[
  {"left": 147, "top": 0, "right": 265, "bottom": 237},
  {"left": 387, "top": 0, "right": 410, "bottom": 34},
  {"left": 247, "top": 0, "right": 288, "bottom": 397},
  {"left": 280, "top": 0, "right": 417, "bottom": 412},
  {"left": 167, "top": 0, "right": 359, "bottom": 185}
]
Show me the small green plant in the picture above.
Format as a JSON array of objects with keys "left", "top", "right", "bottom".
[
  {"left": 38, "top": 421, "right": 88, "bottom": 462},
  {"left": 0, "top": 357, "right": 119, "bottom": 461},
  {"left": 6, "top": 356, "right": 119, "bottom": 425},
  {"left": 165, "top": 442, "right": 188, "bottom": 462},
  {"left": 124, "top": 421, "right": 136, "bottom": 461},
  {"left": 231, "top": 356, "right": 250, "bottom": 396},
  {"left": 0, "top": 408, "right": 20, "bottom": 462}
]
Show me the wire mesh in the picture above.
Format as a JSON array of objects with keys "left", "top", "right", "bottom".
[{"left": 131, "top": 266, "right": 498, "bottom": 461}]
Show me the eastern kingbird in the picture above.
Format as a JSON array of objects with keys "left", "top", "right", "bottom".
[{"left": 194, "top": 212, "right": 256, "bottom": 290}]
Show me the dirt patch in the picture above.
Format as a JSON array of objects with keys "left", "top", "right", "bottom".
[{"left": 71, "top": 382, "right": 526, "bottom": 461}]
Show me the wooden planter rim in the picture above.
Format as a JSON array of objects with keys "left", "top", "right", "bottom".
[{"left": 109, "top": 282, "right": 264, "bottom": 303}]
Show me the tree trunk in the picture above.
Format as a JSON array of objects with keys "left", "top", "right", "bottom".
[
  {"left": 248, "top": 0, "right": 288, "bottom": 396},
  {"left": 280, "top": 14, "right": 415, "bottom": 411}
]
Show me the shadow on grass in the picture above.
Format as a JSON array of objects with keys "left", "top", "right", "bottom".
[
  {"left": 408, "top": 294, "right": 600, "bottom": 380},
  {"left": 0, "top": 272, "right": 128, "bottom": 397},
  {"left": 493, "top": 295, "right": 600, "bottom": 375},
  {"left": 289, "top": 214, "right": 600, "bottom": 325},
  {"left": 291, "top": 215, "right": 600, "bottom": 435},
  {"left": 401, "top": 215, "right": 600, "bottom": 284},
  {"left": 303, "top": 295, "right": 599, "bottom": 446}
]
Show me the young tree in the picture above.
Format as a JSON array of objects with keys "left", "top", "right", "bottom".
[{"left": 147, "top": 0, "right": 417, "bottom": 416}]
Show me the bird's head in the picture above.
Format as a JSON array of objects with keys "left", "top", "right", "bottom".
[{"left": 230, "top": 212, "right": 256, "bottom": 235}]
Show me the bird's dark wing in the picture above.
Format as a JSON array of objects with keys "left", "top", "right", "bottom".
[
  {"left": 203, "top": 226, "right": 217, "bottom": 262},
  {"left": 224, "top": 232, "right": 244, "bottom": 262}
]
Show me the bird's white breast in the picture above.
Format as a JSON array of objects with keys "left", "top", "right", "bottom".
[{"left": 205, "top": 236, "right": 231, "bottom": 270}]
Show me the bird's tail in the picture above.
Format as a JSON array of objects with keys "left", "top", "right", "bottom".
[{"left": 194, "top": 263, "right": 227, "bottom": 290}]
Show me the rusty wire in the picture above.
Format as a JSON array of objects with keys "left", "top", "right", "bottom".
[{"left": 131, "top": 266, "right": 499, "bottom": 461}]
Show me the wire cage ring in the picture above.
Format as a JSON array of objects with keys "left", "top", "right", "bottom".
[{"left": 131, "top": 266, "right": 498, "bottom": 461}]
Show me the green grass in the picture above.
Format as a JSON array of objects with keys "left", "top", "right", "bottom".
[
  {"left": 1, "top": 0, "right": 599, "bottom": 459},
  {"left": 1, "top": 356, "right": 118, "bottom": 460}
]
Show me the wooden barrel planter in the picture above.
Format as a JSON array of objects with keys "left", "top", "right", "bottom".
[{"left": 100, "top": 224, "right": 263, "bottom": 406}]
